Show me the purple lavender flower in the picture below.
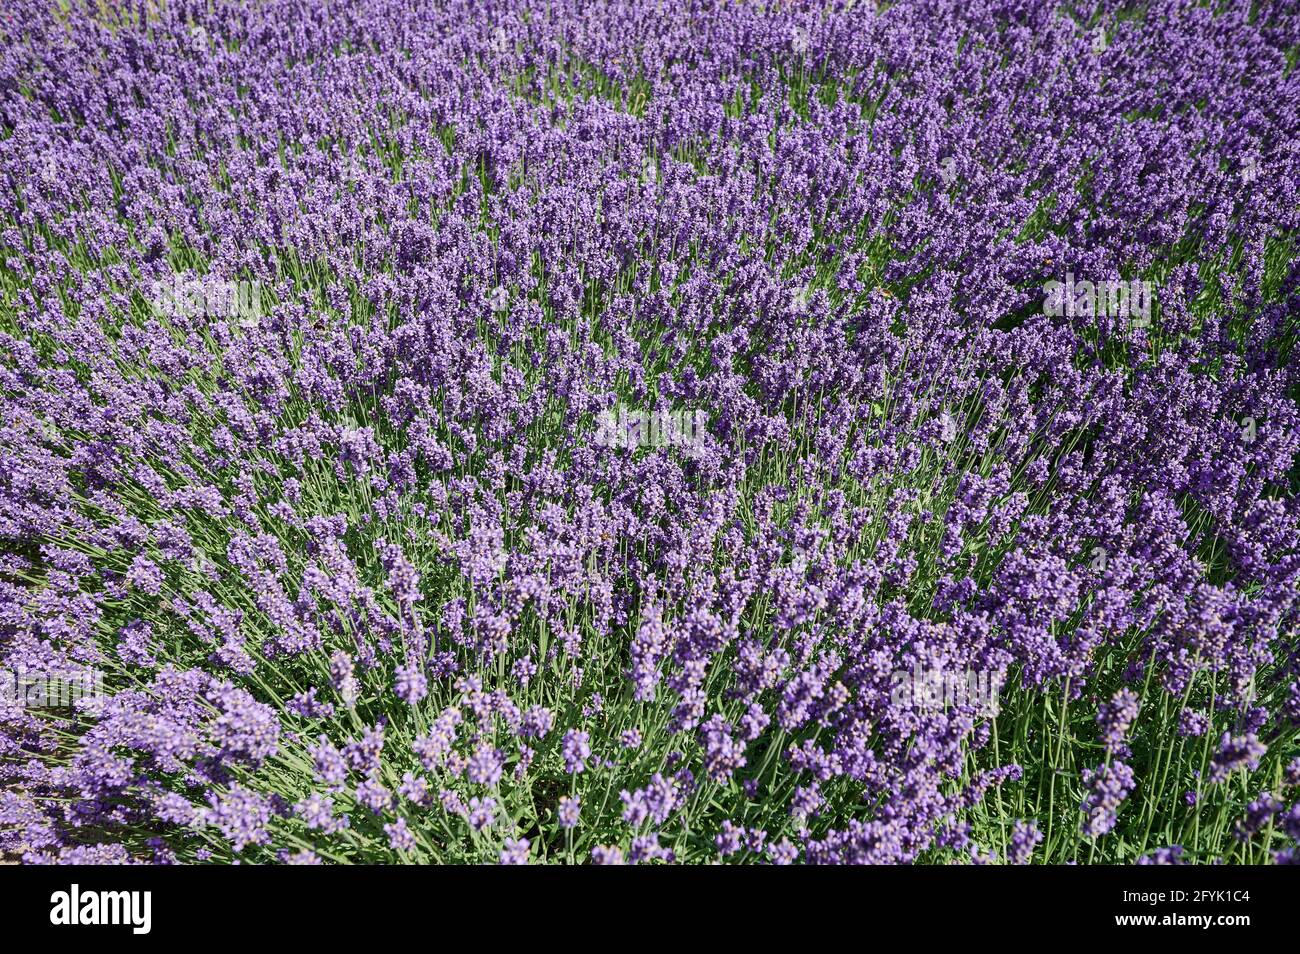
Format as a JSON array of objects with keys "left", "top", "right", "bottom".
[
  {"left": 629, "top": 833, "right": 674, "bottom": 864},
  {"left": 791, "top": 783, "right": 825, "bottom": 820},
  {"left": 126, "top": 555, "right": 164, "bottom": 595},
  {"left": 200, "top": 784, "right": 271, "bottom": 854},
  {"left": 295, "top": 794, "right": 349, "bottom": 835},
  {"left": 310, "top": 736, "right": 349, "bottom": 792},
  {"left": 413, "top": 708, "right": 462, "bottom": 771},
  {"left": 1209, "top": 733, "right": 1267, "bottom": 784},
  {"left": 715, "top": 820, "right": 744, "bottom": 857},
  {"left": 385, "top": 818, "right": 417, "bottom": 854},
  {"left": 1276, "top": 803, "right": 1300, "bottom": 842},
  {"left": 1007, "top": 820, "right": 1043, "bottom": 865},
  {"left": 499, "top": 837, "right": 530, "bottom": 865},
  {"left": 1137, "top": 846, "right": 1186, "bottom": 865},
  {"left": 394, "top": 663, "right": 427, "bottom": 706},
  {"left": 1081, "top": 762, "right": 1136, "bottom": 838},
  {"left": 768, "top": 839, "right": 799, "bottom": 865},
  {"left": 466, "top": 743, "right": 505, "bottom": 788},
  {"left": 561, "top": 729, "right": 591, "bottom": 774},
  {"left": 355, "top": 776, "right": 394, "bottom": 815},
  {"left": 519, "top": 705, "right": 555, "bottom": 739},
  {"left": 1178, "top": 709, "right": 1210, "bottom": 738},
  {"left": 1235, "top": 793, "right": 1282, "bottom": 840},
  {"left": 329, "top": 652, "right": 359, "bottom": 709},
  {"left": 1097, "top": 689, "right": 1140, "bottom": 752},
  {"left": 699, "top": 715, "right": 746, "bottom": 783},
  {"left": 591, "top": 845, "right": 625, "bottom": 865},
  {"left": 557, "top": 795, "right": 580, "bottom": 829},
  {"left": 466, "top": 797, "right": 496, "bottom": 832},
  {"left": 399, "top": 772, "right": 431, "bottom": 808}
]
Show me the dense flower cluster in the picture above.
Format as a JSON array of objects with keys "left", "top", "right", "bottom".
[{"left": 1, "top": 0, "right": 1298, "bottom": 864}]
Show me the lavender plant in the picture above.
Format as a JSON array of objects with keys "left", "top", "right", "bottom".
[{"left": 0, "top": 0, "right": 1298, "bottom": 865}]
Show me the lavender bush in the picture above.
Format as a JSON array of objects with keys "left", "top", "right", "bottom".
[{"left": 1, "top": 0, "right": 1298, "bottom": 865}]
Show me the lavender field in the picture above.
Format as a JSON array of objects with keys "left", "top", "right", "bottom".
[{"left": 0, "top": 0, "right": 1297, "bottom": 866}]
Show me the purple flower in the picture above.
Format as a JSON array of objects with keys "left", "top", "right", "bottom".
[
  {"left": 310, "top": 736, "right": 349, "bottom": 791},
  {"left": 1209, "top": 733, "right": 1266, "bottom": 784},
  {"left": 715, "top": 820, "right": 744, "bottom": 857},
  {"left": 768, "top": 839, "right": 799, "bottom": 865},
  {"left": 329, "top": 652, "right": 359, "bottom": 709},
  {"left": 413, "top": 708, "right": 462, "bottom": 771},
  {"left": 498, "top": 837, "right": 530, "bottom": 865},
  {"left": 295, "top": 793, "right": 348, "bottom": 835},
  {"left": 519, "top": 705, "right": 555, "bottom": 739},
  {"left": 1178, "top": 709, "right": 1210, "bottom": 738},
  {"left": 201, "top": 784, "right": 271, "bottom": 854},
  {"left": 1235, "top": 793, "right": 1281, "bottom": 840},
  {"left": 126, "top": 555, "right": 164, "bottom": 595},
  {"left": 699, "top": 715, "right": 746, "bottom": 783},
  {"left": 287, "top": 688, "right": 334, "bottom": 720},
  {"left": 1007, "top": 820, "right": 1042, "bottom": 865},
  {"left": 629, "top": 833, "right": 674, "bottom": 864},
  {"left": 399, "top": 772, "right": 431, "bottom": 808},
  {"left": 466, "top": 796, "right": 497, "bottom": 832},
  {"left": 1286, "top": 759, "right": 1300, "bottom": 788},
  {"left": 355, "top": 776, "right": 394, "bottom": 815},
  {"left": 1136, "top": 846, "right": 1186, "bottom": 865},
  {"left": 561, "top": 729, "right": 591, "bottom": 774},
  {"left": 591, "top": 845, "right": 625, "bottom": 865},
  {"left": 394, "top": 663, "right": 427, "bottom": 705},
  {"left": 791, "top": 783, "right": 824, "bottom": 820},
  {"left": 1081, "top": 761, "right": 1136, "bottom": 838},
  {"left": 1097, "top": 689, "right": 1140, "bottom": 752},
  {"left": 385, "top": 817, "right": 416, "bottom": 854},
  {"left": 557, "top": 795, "right": 580, "bottom": 829},
  {"left": 466, "top": 743, "right": 504, "bottom": 787},
  {"left": 621, "top": 773, "right": 682, "bottom": 827}
]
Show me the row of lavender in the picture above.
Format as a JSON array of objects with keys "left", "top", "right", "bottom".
[{"left": 0, "top": 0, "right": 1297, "bottom": 863}]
